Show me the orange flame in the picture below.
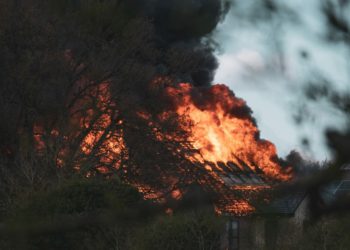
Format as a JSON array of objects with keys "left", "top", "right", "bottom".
[
  {"left": 33, "top": 74, "right": 291, "bottom": 215},
  {"left": 164, "top": 83, "right": 290, "bottom": 181}
]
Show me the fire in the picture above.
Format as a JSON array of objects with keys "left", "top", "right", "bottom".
[
  {"left": 216, "top": 200, "right": 255, "bottom": 216},
  {"left": 164, "top": 83, "right": 290, "bottom": 181},
  {"left": 33, "top": 81, "right": 127, "bottom": 172},
  {"left": 32, "top": 74, "right": 291, "bottom": 215}
]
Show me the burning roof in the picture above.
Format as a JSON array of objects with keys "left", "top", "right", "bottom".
[
  {"left": 32, "top": 77, "right": 292, "bottom": 215},
  {"left": 164, "top": 83, "right": 291, "bottom": 179},
  {"left": 0, "top": 0, "right": 293, "bottom": 217}
]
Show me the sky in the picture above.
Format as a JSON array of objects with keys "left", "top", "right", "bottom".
[{"left": 213, "top": 0, "right": 349, "bottom": 160}]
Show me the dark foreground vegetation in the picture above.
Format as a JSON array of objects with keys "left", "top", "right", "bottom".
[
  {"left": 0, "top": 1, "right": 226, "bottom": 249},
  {"left": 0, "top": 178, "right": 223, "bottom": 250},
  {"left": 0, "top": 0, "right": 350, "bottom": 249}
]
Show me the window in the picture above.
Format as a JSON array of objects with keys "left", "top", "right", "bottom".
[{"left": 227, "top": 219, "right": 239, "bottom": 250}]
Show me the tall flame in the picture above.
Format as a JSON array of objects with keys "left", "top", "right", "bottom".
[
  {"left": 33, "top": 77, "right": 291, "bottom": 215},
  {"left": 164, "top": 83, "right": 290, "bottom": 181}
]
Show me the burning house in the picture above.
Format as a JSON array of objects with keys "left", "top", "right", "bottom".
[
  {"left": 220, "top": 169, "right": 307, "bottom": 250},
  {"left": 32, "top": 77, "right": 298, "bottom": 249},
  {"left": 0, "top": 1, "right": 310, "bottom": 249}
]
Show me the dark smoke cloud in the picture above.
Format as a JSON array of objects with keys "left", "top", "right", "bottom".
[
  {"left": 127, "top": 0, "right": 231, "bottom": 86},
  {"left": 151, "top": 0, "right": 223, "bottom": 40}
]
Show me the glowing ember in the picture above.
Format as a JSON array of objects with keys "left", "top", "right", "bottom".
[
  {"left": 32, "top": 76, "right": 291, "bottom": 215},
  {"left": 215, "top": 200, "right": 255, "bottom": 216}
]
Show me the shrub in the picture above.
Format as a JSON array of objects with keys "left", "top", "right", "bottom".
[
  {"left": 132, "top": 209, "right": 224, "bottom": 250},
  {"left": 4, "top": 178, "right": 142, "bottom": 250}
]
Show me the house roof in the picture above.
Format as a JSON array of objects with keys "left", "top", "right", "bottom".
[
  {"left": 334, "top": 180, "right": 350, "bottom": 194},
  {"left": 256, "top": 163, "right": 350, "bottom": 216},
  {"left": 215, "top": 161, "right": 267, "bottom": 187},
  {"left": 259, "top": 191, "right": 307, "bottom": 216},
  {"left": 322, "top": 165, "right": 350, "bottom": 204},
  {"left": 214, "top": 161, "right": 306, "bottom": 216}
]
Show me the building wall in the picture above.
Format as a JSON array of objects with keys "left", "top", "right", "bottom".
[
  {"left": 240, "top": 217, "right": 265, "bottom": 250},
  {"left": 223, "top": 197, "right": 310, "bottom": 250},
  {"left": 274, "top": 197, "right": 310, "bottom": 249},
  {"left": 222, "top": 217, "right": 265, "bottom": 250}
]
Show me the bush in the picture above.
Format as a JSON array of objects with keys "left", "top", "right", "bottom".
[
  {"left": 295, "top": 215, "right": 350, "bottom": 250},
  {"left": 14, "top": 178, "right": 141, "bottom": 217},
  {"left": 132, "top": 209, "right": 224, "bottom": 250},
  {"left": 1, "top": 178, "right": 225, "bottom": 250},
  {"left": 4, "top": 178, "right": 142, "bottom": 250}
]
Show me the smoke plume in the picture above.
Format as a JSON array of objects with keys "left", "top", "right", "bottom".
[{"left": 127, "top": 0, "right": 231, "bottom": 86}]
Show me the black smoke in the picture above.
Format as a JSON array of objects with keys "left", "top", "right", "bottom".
[{"left": 126, "top": 0, "right": 231, "bottom": 86}]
